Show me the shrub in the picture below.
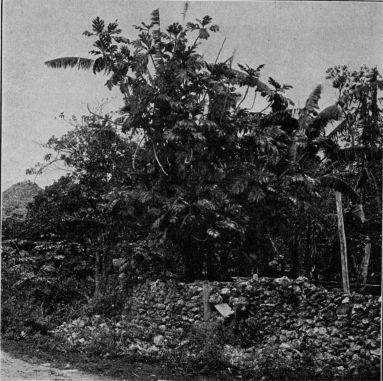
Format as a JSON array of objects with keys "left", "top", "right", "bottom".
[{"left": 1, "top": 240, "right": 91, "bottom": 338}]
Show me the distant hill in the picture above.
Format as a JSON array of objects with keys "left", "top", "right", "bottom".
[{"left": 2, "top": 181, "right": 42, "bottom": 220}]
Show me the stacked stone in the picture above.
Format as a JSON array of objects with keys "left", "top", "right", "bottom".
[
  {"left": 54, "top": 275, "right": 380, "bottom": 378},
  {"left": 207, "top": 275, "right": 381, "bottom": 377},
  {"left": 123, "top": 275, "right": 380, "bottom": 376},
  {"left": 124, "top": 280, "right": 205, "bottom": 341}
]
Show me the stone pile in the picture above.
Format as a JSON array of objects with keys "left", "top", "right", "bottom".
[
  {"left": 54, "top": 275, "right": 381, "bottom": 378},
  {"left": 122, "top": 275, "right": 380, "bottom": 377},
  {"left": 123, "top": 280, "right": 207, "bottom": 345}
]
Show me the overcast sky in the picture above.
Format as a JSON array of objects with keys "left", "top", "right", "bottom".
[{"left": 2, "top": 0, "right": 383, "bottom": 190}]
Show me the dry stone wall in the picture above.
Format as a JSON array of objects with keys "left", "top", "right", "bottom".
[
  {"left": 54, "top": 275, "right": 380, "bottom": 378},
  {"left": 122, "top": 275, "right": 381, "bottom": 375}
]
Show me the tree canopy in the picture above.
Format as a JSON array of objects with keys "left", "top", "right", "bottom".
[{"left": 22, "top": 9, "right": 382, "bottom": 288}]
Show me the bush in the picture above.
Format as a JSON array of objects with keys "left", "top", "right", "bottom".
[
  {"left": 1, "top": 296, "right": 41, "bottom": 339},
  {"left": 1, "top": 240, "right": 92, "bottom": 338}
]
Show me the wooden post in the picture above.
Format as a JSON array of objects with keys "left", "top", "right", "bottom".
[
  {"left": 202, "top": 281, "right": 212, "bottom": 322},
  {"left": 335, "top": 191, "right": 350, "bottom": 294},
  {"left": 361, "top": 236, "right": 371, "bottom": 285},
  {"left": 357, "top": 204, "right": 371, "bottom": 285}
]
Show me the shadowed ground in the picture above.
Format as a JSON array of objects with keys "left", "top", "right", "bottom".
[{"left": 1, "top": 350, "right": 122, "bottom": 381}]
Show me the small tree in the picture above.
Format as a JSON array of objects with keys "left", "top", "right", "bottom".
[
  {"left": 27, "top": 114, "right": 137, "bottom": 296},
  {"left": 42, "top": 10, "right": 304, "bottom": 280}
]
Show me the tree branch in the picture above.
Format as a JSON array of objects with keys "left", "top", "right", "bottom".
[
  {"left": 214, "top": 37, "right": 226, "bottom": 64},
  {"left": 86, "top": 104, "right": 123, "bottom": 127},
  {"left": 152, "top": 140, "right": 168, "bottom": 176},
  {"left": 236, "top": 85, "right": 250, "bottom": 110}
]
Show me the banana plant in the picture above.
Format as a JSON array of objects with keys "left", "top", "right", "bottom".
[{"left": 286, "top": 69, "right": 382, "bottom": 289}]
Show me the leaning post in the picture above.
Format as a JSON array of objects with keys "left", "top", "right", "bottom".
[{"left": 335, "top": 191, "right": 350, "bottom": 294}]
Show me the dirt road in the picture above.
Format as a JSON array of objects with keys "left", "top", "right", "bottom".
[{"left": 0, "top": 350, "right": 119, "bottom": 381}]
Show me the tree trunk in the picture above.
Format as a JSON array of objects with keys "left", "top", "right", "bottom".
[{"left": 335, "top": 191, "right": 350, "bottom": 294}]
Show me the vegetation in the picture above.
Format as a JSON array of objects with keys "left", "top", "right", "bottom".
[
  {"left": 2, "top": 8, "right": 382, "bottom": 380},
  {"left": 34, "top": 10, "right": 382, "bottom": 288}
]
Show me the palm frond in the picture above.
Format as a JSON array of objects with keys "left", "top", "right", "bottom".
[
  {"left": 310, "top": 136, "right": 338, "bottom": 152},
  {"left": 317, "top": 104, "right": 342, "bottom": 122},
  {"left": 326, "top": 119, "right": 349, "bottom": 140},
  {"left": 318, "top": 175, "right": 359, "bottom": 202},
  {"left": 335, "top": 146, "right": 382, "bottom": 163},
  {"left": 255, "top": 79, "right": 273, "bottom": 96},
  {"left": 44, "top": 57, "right": 95, "bottom": 70},
  {"left": 309, "top": 104, "right": 342, "bottom": 134},
  {"left": 150, "top": 8, "right": 160, "bottom": 26},
  {"left": 265, "top": 108, "right": 301, "bottom": 120},
  {"left": 260, "top": 108, "right": 294, "bottom": 122},
  {"left": 299, "top": 85, "right": 322, "bottom": 131},
  {"left": 305, "top": 85, "right": 322, "bottom": 112}
]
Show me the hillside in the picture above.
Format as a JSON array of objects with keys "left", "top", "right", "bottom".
[{"left": 2, "top": 181, "right": 42, "bottom": 220}]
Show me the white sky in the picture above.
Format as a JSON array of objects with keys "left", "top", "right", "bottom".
[{"left": 2, "top": 0, "right": 383, "bottom": 190}]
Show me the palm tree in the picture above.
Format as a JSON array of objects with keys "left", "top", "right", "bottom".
[
  {"left": 45, "top": 57, "right": 94, "bottom": 70},
  {"left": 44, "top": 16, "right": 115, "bottom": 73}
]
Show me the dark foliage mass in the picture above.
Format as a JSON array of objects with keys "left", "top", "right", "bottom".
[{"left": 6, "top": 10, "right": 382, "bottom": 291}]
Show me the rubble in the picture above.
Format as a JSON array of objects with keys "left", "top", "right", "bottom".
[{"left": 53, "top": 276, "right": 381, "bottom": 378}]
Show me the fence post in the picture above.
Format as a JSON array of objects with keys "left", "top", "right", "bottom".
[
  {"left": 335, "top": 191, "right": 350, "bottom": 294},
  {"left": 202, "top": 281, "right": 212, "bottom": 321}
]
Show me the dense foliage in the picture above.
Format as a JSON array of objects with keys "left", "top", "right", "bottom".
[
  {"left": 1, "top": 239, "right": 92, "bottom": 338},
  {"left": 14, "top": 10, "right": 383, "bottom": 290}
]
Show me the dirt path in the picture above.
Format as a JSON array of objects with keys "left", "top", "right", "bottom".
[{"left": 0, "top": 350, "right": 121, "bottom": 381}]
